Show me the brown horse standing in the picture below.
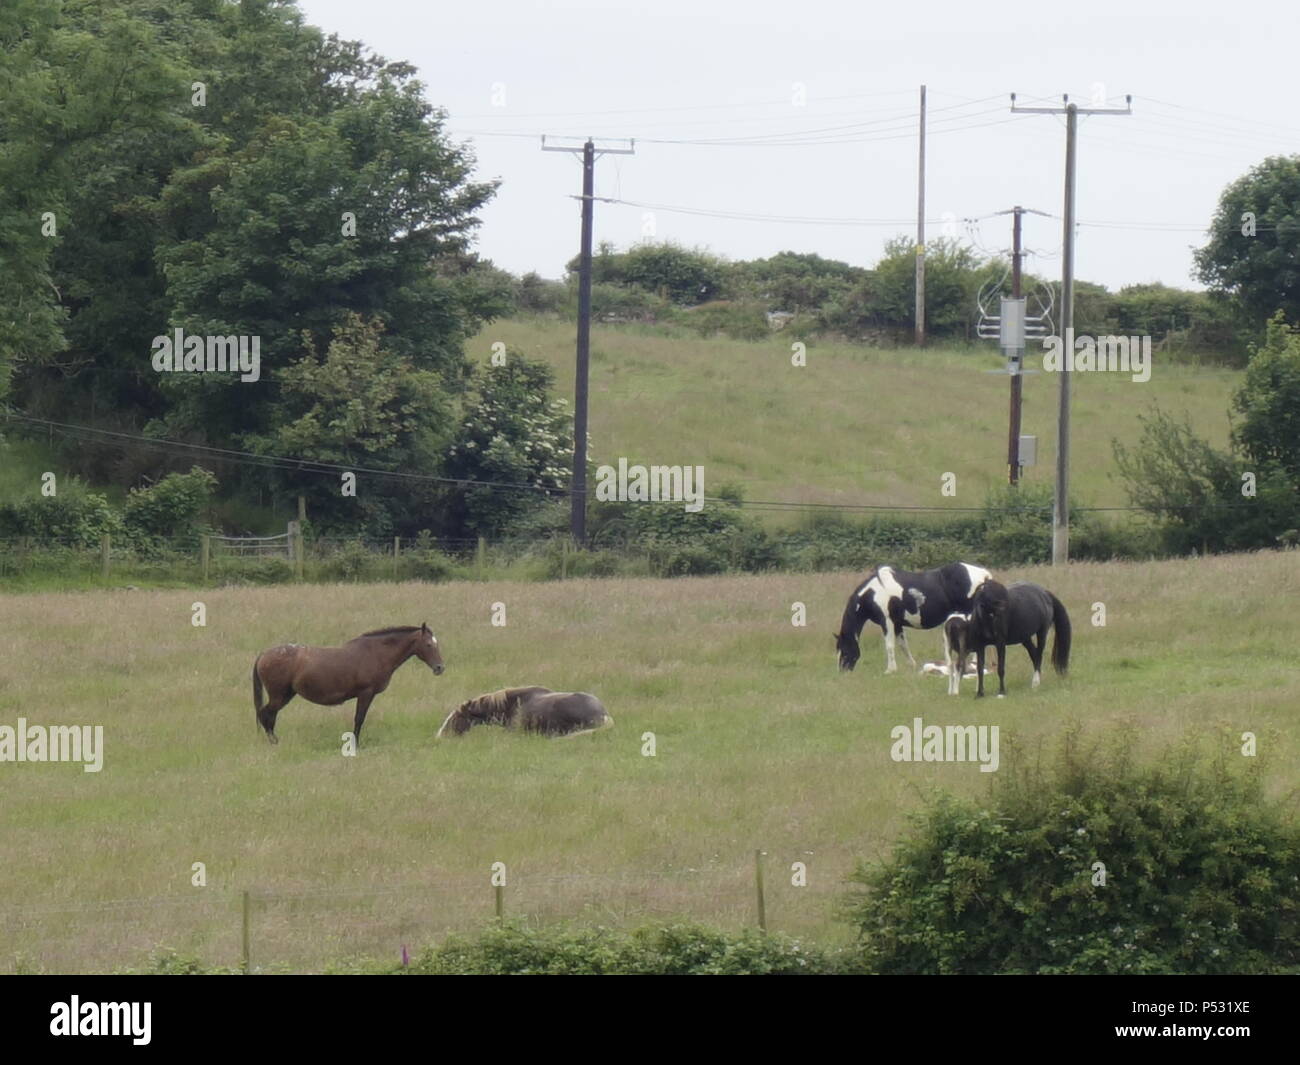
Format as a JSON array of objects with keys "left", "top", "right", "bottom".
[{"left": 252, "top": 624, "right": 444, "bottom": 744}]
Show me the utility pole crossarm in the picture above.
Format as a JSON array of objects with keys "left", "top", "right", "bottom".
[
  {"left": 541, "top": 135, "right": 636, "bottom": 155},
  {"left": 1009, "top": 92, "right": 1132, "bottom": 116}
]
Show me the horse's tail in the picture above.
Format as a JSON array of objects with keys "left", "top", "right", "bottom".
[
  {"left": 1050, "top": 593, "right": 1071, "bottom": 675},
  {"left": 252, "top": 656, "right": 265, "bottom": 721}
]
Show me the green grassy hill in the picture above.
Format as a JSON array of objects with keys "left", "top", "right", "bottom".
[{"left": 474, "top": 317, "right": 1239, "bottom": 514}]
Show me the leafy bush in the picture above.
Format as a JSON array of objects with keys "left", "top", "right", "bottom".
[
  {"left": 978, "top": 483, "right": 1052, "bottom": 565},
  {"left": 409, "top": 921, "right": 836, "bottom": 975},
  {"left": 216, "top": 556, "right": 295, "bottom": 585},
  {"left": 515, "top": 272, "right": 568, "bottom": 314},
  {"left": 842, "top": 726, "right": 1300, "bottom": 974},
  {"left": 618, "top": 242, "right": 729, "bottom": 306},
  {"left": 677, "top": 300, "right": 770, "bottom": 341},
  {"left": 0, "top": 482, "right": 123, "bottom": 547},
  {"left": 320, "top": 540, "right": 374, "bottom": 582},
  {"left": 399, "top": 548, "right": 458, "bottom": 582},
  {"left": 586, "top": 282, "right": 669, "bottom": 321},
  {"left": 1115, "top": 406, "right": 1300, "bottom": 554},
  {"left": 122, "top": 466, "right": 217, "bottom": 548}
]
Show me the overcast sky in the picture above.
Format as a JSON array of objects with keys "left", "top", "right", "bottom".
[{"left": 297, "top": 0, "right": 1296, "bottom": 291}]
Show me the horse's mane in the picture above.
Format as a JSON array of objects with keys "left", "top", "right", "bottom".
[
  {"left": 359, "top": 625, "right": 421, "bottom": 638},
  {"left": 464, "top": 689, "right": 519, "bottom": 720}
]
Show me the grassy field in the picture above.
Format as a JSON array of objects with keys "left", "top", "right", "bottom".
[
  {"left": 2, "top": 550, "right": 1296, "bottom": 973},
  {"left": 474, "top": 317, "right": 1239, "bottom": 512}
]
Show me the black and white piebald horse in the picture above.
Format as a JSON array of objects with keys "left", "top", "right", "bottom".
[{"left": 835, "top": 563, "right": 993, "bottom": 673}]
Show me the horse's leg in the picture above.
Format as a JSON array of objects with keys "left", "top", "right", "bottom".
[
  {"left": 897, "top": 628, "right": 918, "bottom": 671},
  {"left": 975, "top": 644, "right": 986, "bottom": 698},
  {"left": 1027, "top": 634, "right": 1044, "bottom": 689},
  {"left": 996, "top": 641, "right": 1008, "bottom": 697},
  {"left": 943, "top": 628, "right": 959, "bottom": 696},
  {"left": 882, "top": 623, "right": 898, "bottom": 674},
  {"left": 259, "top": 689, "right": 295, "bottom": 745},
  {"left": 352, "top": 690, "right": 376, "bottom": 745}
]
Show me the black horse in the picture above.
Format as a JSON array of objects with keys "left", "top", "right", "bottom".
[
  {"left": 835, "top": 563, "right": 993, "bottom": 673},
  {"left": 966, "top": 580, "right": 1071, "bottom": 697}
]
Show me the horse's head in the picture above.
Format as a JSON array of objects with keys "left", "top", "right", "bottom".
[
  {"left": 416, "top": 622, "right": 444, "bottom": 675},
  {"left": 970, "top": 581, "right": 1009, "bottom": 639},
  {"left": 834, "top": 630, "right": 861, "bottom": 672},
  {"left": 436, "top": 700, "right": 475, "bottom": 738},
  {"left": 436, "top": 691, "right": 512, "bottom": 738}
]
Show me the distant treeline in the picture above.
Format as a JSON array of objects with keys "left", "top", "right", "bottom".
[{"left": 498, "top": 241, "right": 1244, "bottom": 361}]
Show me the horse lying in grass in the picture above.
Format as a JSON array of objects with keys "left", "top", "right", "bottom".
[
  {"left": 253, "top": 624, "right": 444, "bottom": 744},
  {"left": 835, "top": 562, "right": 993, "bottom": 674},
  {"left": 961, "top": 581, "right": 1071, "bottom": 697},
  {"left": 436, "top": 687, "right": 612, "bottom": 739}
]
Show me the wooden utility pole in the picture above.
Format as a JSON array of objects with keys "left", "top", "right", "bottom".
[
  {"left": 1009, "top": 207, "right": 1024, "bottom": 484},
  {"left": 915, "top": 85, "right": 926, "bottom": 346},
  {"left": 984, "top": 206, "right": 1052, "bottom": 483},
  {"left": 1057, "top": 108, "right": 1077, "bottom": 564},
  {"left": 542, "top": 135, "right": 635, "bottom": 547},
  {"left": 1010, "top": 94, "right": 1131, "bottom": 564}
]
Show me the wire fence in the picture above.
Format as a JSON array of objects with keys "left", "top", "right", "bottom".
[
  {"left": 0, "top": 521, "right": 993, "bottom": 585},
  {"left": 1, "top": 859, "right": 827, "bottom": 974},
  {"left": 0, "top": 531, "right": 571, "bottom": 583}
]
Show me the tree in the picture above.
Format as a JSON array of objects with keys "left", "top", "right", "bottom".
[
  {"left": 1231, "top": 313, "right": 1300, "bottom": 484},
  {"left": 0, "top": 0, "right": 190, "bottom": 400},
  {"left": 578, "top": 242, "right": 728, "bottom": 306},
  {"left": 249, "top": 314, "right": 449, "bottom": 536},
  {"left": 729, "top": 251, "right": 867, "bottom": 312},
  {"left": 444, "top": 354, "right": 573, "bottom": 538},
  {"left": 6, "top": 0, "right": 498, "bottom": 477},
  {"left": 1113, "top": 405, "right": 1300, "bottom": 554},
  {"left": 1194, "top": 155, "right": 1300, "bottom": 330},
  {"left": 868, "top": 236, "right": 981, "bottom": 337}
]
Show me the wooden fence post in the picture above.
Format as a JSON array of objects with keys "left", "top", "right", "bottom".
[
  {"left": 201, "top": 534, "right": 210, "bottom": 582},
  {"left": 242, "top": 889, "right": 252, "bottom": 973},
  {"left": 288, "top": 521, "right": 303, "bottom": 581},
  {"left": 754, "top": 849, "right": 767, "bottom": 933},
  {"left": 393, "top": 535, "right": 400, "bottom": 580},
  {"left": 100, "top": 533, "right": 110, "bottom": 578}
]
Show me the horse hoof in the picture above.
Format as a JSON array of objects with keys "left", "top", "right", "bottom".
[
  {"left": 997, "top": 694, "right": 1005, "bottom": 699},
  {"left": 267, "top": 733, "right": 279, "bottom": 745}
]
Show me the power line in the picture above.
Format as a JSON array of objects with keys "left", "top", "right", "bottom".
[
  {"left": 1, "top": 411, "right": 1249, "bottom": 518},
  {"left": 449, "top": 101, "right": 1019, "bottom": 148},
  {"left": 451, "top": 87, "right": 923, "bottom": 121},
  {"left": 1, "top": 411, "right": 568, "bottom": 498}
]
